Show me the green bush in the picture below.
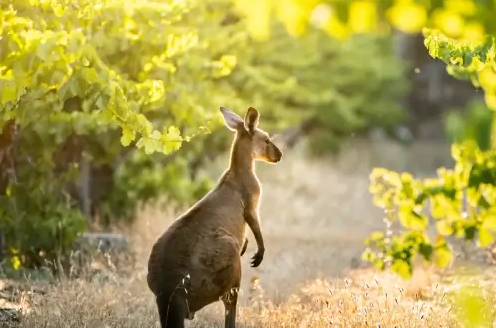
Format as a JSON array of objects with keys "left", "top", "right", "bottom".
[
  {"left": 0, "top": 147, "right": 87, "bottom": 270},
  {"left": 1, "top": 0, "right": 227, "bottom": 270},
  {"left": 360, "top": 16, "right": 496, "bottom": 280},
  {"left": 364, "top": 140, "right": 496, "bottom": 278}
]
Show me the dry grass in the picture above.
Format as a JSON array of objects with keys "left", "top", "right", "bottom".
[
  {"left": 9, "top": 269, "right": 452, "bottom": 328},
  {"left": 3, "top": 139, "right": 496, "bottom": 327},
  {"left": 8, "top": 263, "right": 496, "bottom": 328}
]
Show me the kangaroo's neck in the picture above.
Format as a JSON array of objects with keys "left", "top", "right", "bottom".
[{"left": 227, "top": 134, "right": 258, "bottom": 185}]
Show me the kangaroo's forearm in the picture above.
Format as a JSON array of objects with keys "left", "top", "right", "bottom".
[
  {"left": 245, "top": 215, "right": 264, "bottom": 252},
  {"left": 245, "top": 215, "right": 264, "bottom": 267}
]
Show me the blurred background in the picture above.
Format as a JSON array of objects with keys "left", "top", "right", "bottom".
[{"left": 1, "top": 0, "right": 496, "bottom": 326}]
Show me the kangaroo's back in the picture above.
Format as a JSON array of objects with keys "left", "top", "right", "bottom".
[{"left": 146, "top": 177, "right": 245, "bottom": 294}]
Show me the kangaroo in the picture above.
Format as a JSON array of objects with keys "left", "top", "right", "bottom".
[{"left": 147, "top": 106, "right": 283, "bottom": 328}]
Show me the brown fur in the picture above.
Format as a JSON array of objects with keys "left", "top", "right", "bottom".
[{"left": 147, "top": 107, "right": 282, "bottom": 328}]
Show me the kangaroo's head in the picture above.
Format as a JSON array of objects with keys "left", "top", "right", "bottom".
[{"left": 220, "top": 106, "right": 283, "bottom": 164}]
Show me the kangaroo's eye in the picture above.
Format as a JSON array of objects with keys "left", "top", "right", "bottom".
[{"left": 264, "top": 139, "right": 270, "bottom": 144}]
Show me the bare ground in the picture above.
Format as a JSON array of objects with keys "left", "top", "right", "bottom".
[{"left": 3, "top": 139, "right": 496, "bottom": 327}]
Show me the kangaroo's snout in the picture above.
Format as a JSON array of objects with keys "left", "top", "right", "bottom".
[
  {"left": 268, "top": 143, "right": 282, "bottom": 163},
  {"left": 271, "top": 150, "right": 282, "bottom": 163}
]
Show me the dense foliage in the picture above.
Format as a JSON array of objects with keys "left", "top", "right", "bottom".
[
  {"left": 364, "top": 139, "right": 496, "bottom": 278},
  {"left": 235, "top": 0, "right": 496, "bottom": 125},
  {"left": 1, "top": 0, "right": 225, "bottom": 269},
  {"left": 234, "top": 0, "right": 496, "bottom": 41},
  {"left": 0, "top": 0, "right": 407, "bottom": 270}
]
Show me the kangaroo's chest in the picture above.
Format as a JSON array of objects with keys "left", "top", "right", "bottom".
[{"left": 240, "top": 178, "right": 261, "bottom": 209}]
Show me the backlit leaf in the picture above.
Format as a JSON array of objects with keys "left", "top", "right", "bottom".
[
  {"left": 120, "top": 126, "right": 136, "bottom": 147},
  {"left": 436, "top": 220, "right": 454, "bottom": 236},
  {"left": 434, "top": 246, "right": 453, "bottom": 268},
  {"left": 391, "top": 259, "right": 412, "bottom": 279},
  {"left": 386, "top": 1, "right": 427, "bottom": 34},
  {"left": 478, "top": 226, "right": 494, "bottom": 248},
  {"left": 348, "top": 1, "right": 376, "bottom": 33},
  {"left": 0, "top": 82, "right": 18, "bottom": 104}
]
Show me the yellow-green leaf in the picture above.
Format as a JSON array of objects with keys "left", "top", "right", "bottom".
[
  {"left": 11, "top": 255, "right": 21, "bottom": 270},
  {"left": 348, "top": 0, "right": 377, "bottom": 33},
  {"left": 399, "top": 207, "right": 428, "bottom": 230},
  {"left": 479, "top": 226, "right": 495, "bottom": 247},
  {"left": 167, "top": 126, "right": 181, "bottom": 140},
  {"left": 484, "top": 213, "right": 496, "bottom": 232},
  {"left": 434, "top": 246, "right": 453, "bottom": 268},
  {"left": 386, "top": 1, "right": 427, "bottom": 34},
  {"left": 237, "top": 0, "right": 271, "bottom": 40},
  {"left": 120, "top": 126, "right": 136, "bottom": 147},
  {"left": 391, "top": 259, "right": 412, "bottom": 279},
  {"left": 143, "top": 138, "right": 159, "bottom": 155},
  {"left": 436, "top": 220, "right": 453, "bottom": 235},
  {"left": 0, "top": 81, "right": 17, "bottom": 104}
]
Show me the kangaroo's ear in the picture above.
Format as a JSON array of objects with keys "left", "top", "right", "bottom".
[
  {"left": 244, "top": 107, "right": 259, "bottom": 132},
  {"left": 220, "top": 107, "right": 244, "bottom": 132}
]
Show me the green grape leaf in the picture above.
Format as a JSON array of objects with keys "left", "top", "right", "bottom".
[
  {"left": 434, "top": 245, "right": 453, "bottom": 269},
  {"left": 479, "top": 226, "right": 495, "bottom": 248},
  {"left": 391, "top": 259, "right": 412, "bottom": 279},
  {"left": 120, "top": 126, "right": 136, "bottom": 147}
]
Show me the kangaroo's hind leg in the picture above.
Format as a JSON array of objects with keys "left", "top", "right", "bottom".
[
  {"left": 220, "top": 240, "right": 242, "bottom": 328},
  {"left": 198, "top": 235, "right": 242, "bottom": 328},
  {"left": 155, "top": 289, "right": 188, "bottom": 328},
  {"left": 222, "top": 285, "right": 240, "bottom": 328}
]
